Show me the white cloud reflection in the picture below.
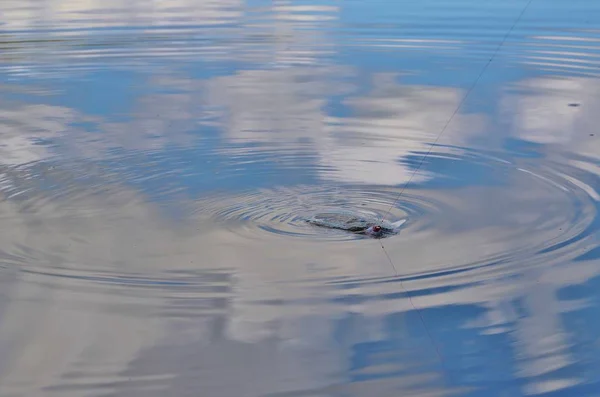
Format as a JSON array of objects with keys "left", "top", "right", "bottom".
[
  {"left": 1, "top": 0, "right": 243, "bottom": 30},
  {"left": 1, "top": 0, "right": 600, "bottom": 396},
  {"left": 501, "top": 76, "right": 599, "bottom": 147}
]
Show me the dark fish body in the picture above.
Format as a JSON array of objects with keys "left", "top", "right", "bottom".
[{"left": 305, "top": 210, "right": 406, "bottom": 237}]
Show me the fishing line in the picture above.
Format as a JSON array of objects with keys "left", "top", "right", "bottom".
[
  {"left": 377, "top": 0, "right": 535, "bottom": 368},
  {"left": 380, "top": 0, "right": 534, "bottom": 223},
  {"left": 380, "top": 240, "right": 445, "bottom": 362}
]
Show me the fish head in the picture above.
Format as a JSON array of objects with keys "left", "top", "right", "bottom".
[{"left": 365, "top": 225, "right": 383, "bottom": 237}]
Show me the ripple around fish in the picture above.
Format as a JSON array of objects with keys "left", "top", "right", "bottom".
[
  {"left": 0, "top": 145, "right": 598, "bottom": 306},
  {"left": 198, "top": 144, "right": 599, "bottom": 278},
  {"left": 197, "top": 185, "right": 448, "bottom": 242}
]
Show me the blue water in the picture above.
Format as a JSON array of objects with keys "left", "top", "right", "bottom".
[{"left": 1, "top": 0, "right": 600, "bottom": 396}]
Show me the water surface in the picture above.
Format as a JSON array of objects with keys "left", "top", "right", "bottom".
[{"left": 1, "top": 0, "right": 600, "bottom": 396}]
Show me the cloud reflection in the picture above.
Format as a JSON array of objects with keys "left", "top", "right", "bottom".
[
  {"left": 501, "top": 76, "right": 599, "bottom": 147},
  {"left": 1, "top": 0, "right": 600, "bottom": 396}
]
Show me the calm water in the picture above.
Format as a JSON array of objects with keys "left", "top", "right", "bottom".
[{"left": 1, "top": 0, "right": 600, "bottom": 396}]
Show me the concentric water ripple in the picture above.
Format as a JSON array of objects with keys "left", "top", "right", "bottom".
[
  {"left": 197, "top": 145, "right": 599, "bottom": 278},
  {"left": 198, "top": 185, "right": 448, "bottom": 241}
]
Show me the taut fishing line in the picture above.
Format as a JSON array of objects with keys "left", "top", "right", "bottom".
[{"left": 378, "top": 0, "right": 535, "bottom": 367}]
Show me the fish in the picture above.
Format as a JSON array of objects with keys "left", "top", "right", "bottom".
[{"left": 305, "top": 210, "right": 406, "bottom": 238}]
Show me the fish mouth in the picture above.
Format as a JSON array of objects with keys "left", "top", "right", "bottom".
[
  {"left": 365, "top": 229, "right": 385, "bottom": 237},
  {"left": 363, "top": 224, "right": 393, "bottom": 237}
]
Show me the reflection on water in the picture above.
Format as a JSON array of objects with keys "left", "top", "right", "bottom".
[{"left": 1, "top": 0, "right": 600, "bottom": 396}]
